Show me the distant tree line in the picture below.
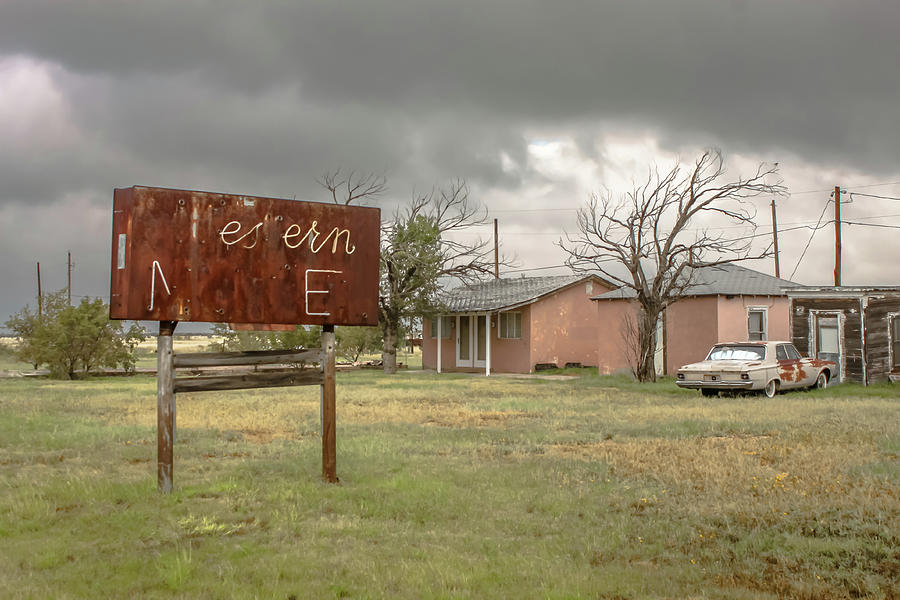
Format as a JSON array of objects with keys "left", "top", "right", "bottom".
[{"left": 211, "top": 323, "right": 383, "bottom": 364}]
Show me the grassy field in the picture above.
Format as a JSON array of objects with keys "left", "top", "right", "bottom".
[{"left": 0, "top": 371, "right": 897, "bottom": 599}]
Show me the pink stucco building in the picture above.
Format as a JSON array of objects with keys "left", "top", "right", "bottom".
[
  {"left": 593, "top": 264, "right": 798, "bottom": 376},
  {"left": 422, "top": 275, "right": 612, "bottom": 374}
]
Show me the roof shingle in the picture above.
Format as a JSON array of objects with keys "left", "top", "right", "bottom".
[
  {"left": 592, "top": 263, "right": 802, "bottom": 300},
  {"left": 441, "top": 275, "right": 587, "bottom": 312}
]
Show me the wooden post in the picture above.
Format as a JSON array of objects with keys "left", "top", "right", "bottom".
[
  {"left": 67, "top": 250, "right": 72, "bottom": 306},
  {"left": 36, "top": 262, "right": 42, "bottom": 319},
  {"left": 770, "top": 199, "right": 780, "bottom": 278},
  {"left": 834, "top": 186, "right": 842, "bottom": 286},
  {"left": 157, "top": 320, "right": 177, "bottom": 493},
  {"left": 321, "top": 325, "right": 338, "bottom": 483},
  {"left": 493, "top": 218, "right": 499, "bottom": 279}
]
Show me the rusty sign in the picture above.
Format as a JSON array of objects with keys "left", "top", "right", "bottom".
[{"left": 110, "top": 186, "right": 380, "bottom": 326}]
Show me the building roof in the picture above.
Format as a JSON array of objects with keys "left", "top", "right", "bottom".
[
  {"left": 592, "top": 263, "right": 801, "bottom": 300},
  {"left": 440, "top": 275, "right": 593, "bottom": 313},
  {"left": 785, "top": 286, "right": 900, "bottom": 298}
]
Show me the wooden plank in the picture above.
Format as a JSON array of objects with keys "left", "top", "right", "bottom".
[
  {"left": 321, "top": 325, "right": 337, "bottom": 483},
  {"left": 173, "top": 369, "right": 323, "bottom": 393},
  {"left": 157, "top": 321, "right": 176, "bottom": 494},
  {"left": 174, "top": 348, "right": 322, "bottom": 368}
]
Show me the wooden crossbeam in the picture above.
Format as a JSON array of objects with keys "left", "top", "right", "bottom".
[{"left": 173, "top": 369, "right": 324, "bottom": 393}]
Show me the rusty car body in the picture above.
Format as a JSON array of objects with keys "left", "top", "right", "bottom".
[{"left": 676, "top": 341, "right": 835, "bottom": 398}]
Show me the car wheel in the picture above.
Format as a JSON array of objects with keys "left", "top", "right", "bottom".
[
  {"left": 701, "top": 388, "right": 717, "bottom": 397},
  {"left": 815, "top": 372, "right": 828, "bottom": 390},
  {"left": 763, "top": 379, "right": 778, "bottom": 398}
]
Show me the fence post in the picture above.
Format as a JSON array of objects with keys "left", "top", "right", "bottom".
[
  {"left": 321, "top": 325, "right": 337, "bottom": 482},
  {"left": 157, "top": 320, "right": 177, "bottom": 493}
]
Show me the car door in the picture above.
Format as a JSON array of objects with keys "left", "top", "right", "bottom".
[
  {"left": 775, "top": 344, "right": 806, "bottom": 389},
  {"left": 787, "top": 343, "right": 818, "bottom": 386}
]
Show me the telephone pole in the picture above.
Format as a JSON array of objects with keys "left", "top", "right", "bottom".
[
  {"left": 770, "top": 199, "right": 780, "bottom": 278},
  {"left": 493, "top": 218, "right": 499, "bottom": 279},
  {"left": 833, "top": 187, "right": 841, "bottom": 286},
  {"left": 36, "top": 262, "right": 43, "bottom": 318},
  {"left": 67, "top": 251, "right": 72, "bottom": 305}
]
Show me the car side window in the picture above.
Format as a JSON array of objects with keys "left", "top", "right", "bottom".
[
  {"left": 776, "top": 345, "right": 789, "bottom": 361},
  {"left": 786, "top": 345, "right": 802, "bottom": 360}
]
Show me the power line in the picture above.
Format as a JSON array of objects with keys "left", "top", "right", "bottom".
[
  {"left": 503, "top": 264, "right": 568, "bottom": 273},
  {"left": 843, "top": 220, "right": 900, "bottom": 230},
  {"left": 846, "top": 180, "right": 900, "bottom": 190},
  {"left": 789, "top": 200, "right": 833, "bottom": 280},
  {"left": 848, "top": 192, "right": 900, "bottom": 202},
  {"left": 492, "top": 207, "right": 579, "bottom": 213}
]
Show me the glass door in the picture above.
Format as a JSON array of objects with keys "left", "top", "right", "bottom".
[
  {"left": 475, "top": 315, "right": 487, "bottom": 368},
  {"left": 456, "top": 315, "right": 472, "bottom": 367}
]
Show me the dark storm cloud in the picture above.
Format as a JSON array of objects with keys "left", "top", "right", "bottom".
[
  {"left": 2, "top": 0, "right": 900, "bottom": 324},
  {"left": 2, "top": 0, "right": 899, "bottom": 177}
]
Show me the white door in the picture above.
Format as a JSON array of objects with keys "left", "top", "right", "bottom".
[{"left": 456, "top": 315, "right": 487, "bottom": 368}]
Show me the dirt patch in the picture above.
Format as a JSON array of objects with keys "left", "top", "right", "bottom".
[
  {"left": 241, "top": 428, "right": 295, "bottom": 444},
  {"left": 422, "top": 409, "right": 541, "bottom": 428}
]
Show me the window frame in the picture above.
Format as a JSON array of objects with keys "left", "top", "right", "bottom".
[
  {"left": 498, "top": 311, "right": 522, "bottom": 340},
  {"left": 429, "top": 316, "right": 452, "bottom": 339},
  {"left": 890, "top": 313, "right": 900, "bottom": 369},
  {"left": 747, "top": 307, "right": 768, "bottom": 341}
]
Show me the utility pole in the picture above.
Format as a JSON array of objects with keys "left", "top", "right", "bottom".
[
  {"left": 36, "top": 262, "right": 43, "bottom": 319},
  {"left": 770, "top": 199, "right": 780, "bottom": 278},
  {"left": 833, "top": 186, "right": 841, "bottom": 286},
  {"left": 67, "top": 251, "right": 72, "bottom": 305},
  {"left": 493, "top": 218, "right": 499, "bottom": 279}
]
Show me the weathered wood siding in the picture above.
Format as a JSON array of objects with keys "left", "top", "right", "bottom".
[
  {"left": 791, "top": 298, "right": 863, "bottom": 384},
  {"left": 864, "top": 296, "right": 900, "bottom": 383}
]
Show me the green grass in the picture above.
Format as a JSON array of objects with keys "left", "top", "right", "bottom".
[{"left": 0, "top": 372, "right": 897, "bottom": 598}]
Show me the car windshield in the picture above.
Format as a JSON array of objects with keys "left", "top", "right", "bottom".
[{"left": 706, "top": 345, "right": 766, "bottom": 361}]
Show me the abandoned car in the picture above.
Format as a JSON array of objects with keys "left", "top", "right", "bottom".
[{"left": 676, "top": 341, "right": 836, "bottom": 398}]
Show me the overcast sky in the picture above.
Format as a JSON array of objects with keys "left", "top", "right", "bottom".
[{"left": 2, "top": 0, "right": 900, "bottom": 329}]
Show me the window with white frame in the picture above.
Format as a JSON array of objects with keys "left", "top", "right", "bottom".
[
  {"left": 429, "top": 316, "right": 452, "bottom": 339},
  {"left": 748, "top": 308, "right": 767, "bottom": 341},
  {"left": 498, "top": 312, "right": 522, "bottom": 339},
  {"left": 891, "top": 315, "right": 900, "bottom": 369}
]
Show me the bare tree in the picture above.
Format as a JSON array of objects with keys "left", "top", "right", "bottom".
[
  {"left": 619, "top": 309, "right": 643, "bottom": 379},
  {"left": 318, "top": 169, "right": 388, "bottom": 205},
  {"left": 318, "top": 173, "right": 510, "bottom": 374},
  {"left": 379, "top": 179, "right": 510, "bottom": 373},
  {"left": 561, "top": 149, "right": 786, "bottom": 382}
]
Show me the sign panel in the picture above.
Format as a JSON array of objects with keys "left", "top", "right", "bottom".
[{"left": 110, "top": 186, "right": 380, "bottom": 326}]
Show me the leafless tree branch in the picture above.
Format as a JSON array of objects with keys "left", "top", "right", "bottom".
[
  {"left": 318, "top": 168, "right": 387, "bottom": 205},
  {"left": 559, "top": 149, "right": 786, "bottom": 381}
]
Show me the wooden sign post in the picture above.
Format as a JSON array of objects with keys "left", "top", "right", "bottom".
[
  {"left": 110, "top": 186, "right": 379, "bottom": 492},
  {"left": 321, "top": 325, "right": 337, "bottom": 483},
  {"left": 157, "top": 320, "right": 176, "bottom": 494}
]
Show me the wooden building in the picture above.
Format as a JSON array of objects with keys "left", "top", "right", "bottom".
[{"left": 786, "top": 287, "right": 900, "bottom": 385}]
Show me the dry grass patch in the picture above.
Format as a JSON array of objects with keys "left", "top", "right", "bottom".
[{"left": 1, "top": 373, "right": 898, "bottom": 599}]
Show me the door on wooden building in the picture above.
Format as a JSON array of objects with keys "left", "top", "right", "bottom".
[
  {"left": 815, "top": 315, "right": 841, "bottom": 383},
  {"left": 456, "top": 315, "right": 487, "bottom": 368}
]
